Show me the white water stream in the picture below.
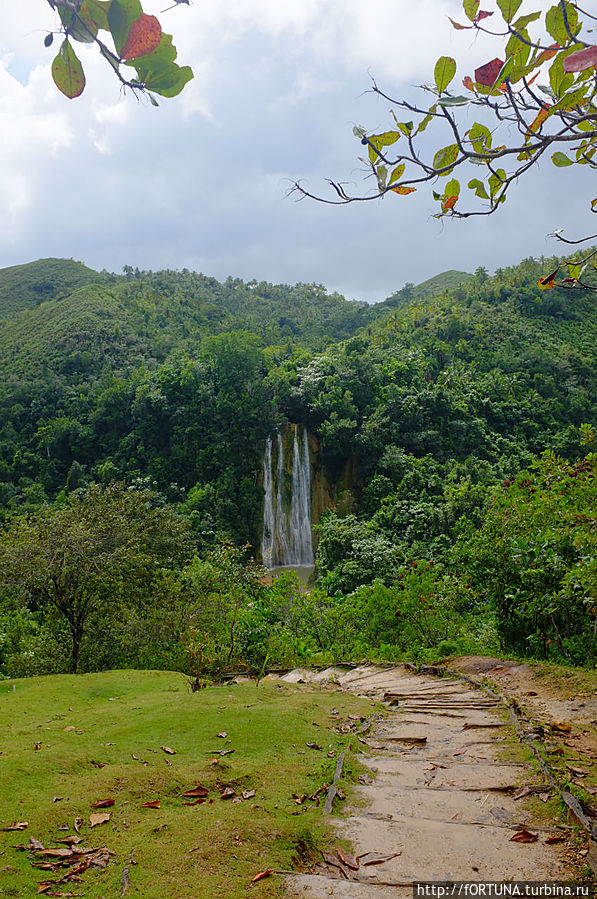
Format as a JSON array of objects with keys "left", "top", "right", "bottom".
[{"left": 261, "top": 426, "right": 314, "bottom": 568}]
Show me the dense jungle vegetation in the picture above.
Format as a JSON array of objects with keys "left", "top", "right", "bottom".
[{"left": 0, "top": 256, "right": 595, "bottom": 676}]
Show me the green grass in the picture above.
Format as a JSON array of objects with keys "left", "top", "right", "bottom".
[{"left": 0, "top": 670, "right": 374, "bottom": 898}]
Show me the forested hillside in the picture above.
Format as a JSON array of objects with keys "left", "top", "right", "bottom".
[{"left": 0, "top": 255, "right": 595, "bottom": 675}]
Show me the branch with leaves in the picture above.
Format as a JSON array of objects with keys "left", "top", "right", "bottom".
[
  {"left": 44, "top": 0, "right": 193, "bottom": 102},
  {"left": 292, "top": 1, "right": 597, "bottom": 288}
]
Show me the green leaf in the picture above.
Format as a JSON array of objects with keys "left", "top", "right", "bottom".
[
  {"left": 434, "top": 56, "right": 457, "bottom": 94},
  {"left": 143, "top": 64, "right": 193, "bottom": 98},
  {"left": 468, "top": 178, "right": 490, "bottom": 199},
  {"left": 396, "top": 121, "right": 413, "bottom": 136},
  {"left": 437, "top": 95, "right": 470, "bottom": 107},
  {"left": 545, "top": 2, "right": 579, "bottom": 44},
  {"left": 444, "top": 178, "right": 461, "bottom": 199},
  {"left": 59, "top": 2, "right": 98, "bottom": 43},
  {"left": 496, "top": 0, "right": 522, "bottom": 22},
  {"left": 376, "top": 165, "right": 388, "bottom": 189},
  {"left": 432, "top": 143, "right": 459, "bottom": 174},
  {"left": 469, "top": 122, "right": 492, "bottom": 152},
  {"left": 51, "top": 38, "right": 86, "bottom": 98},
  {"left": 512, "top": 12, "right": 541, "bottom": 29},
  {"left": 108, "top": 0, "right": 143, "bottom": 56},
  {"left": 549, "top": 51, "right": 574, "bottom": 97},
  {"left": 44, "top": 33, "right": 54, "bottom": 48},
  {"left": 86, "top": 0, "right": 111, "bottom": 31},
  {"left": 463, "top": 0, "right": 480, "bottom": 22},
  {"left": 488, "top": 168, "right": 507, "bottom": 197},
  {"left": 551, "top": 152, "right": 574, "bottom": 167},
  {"left": 388, "top": 163, "right": 406, "bottom": 186}
]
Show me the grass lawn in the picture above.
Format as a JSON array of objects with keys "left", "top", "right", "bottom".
[{"left": 0, "top": 670, "right": 375, "bottom": 898}]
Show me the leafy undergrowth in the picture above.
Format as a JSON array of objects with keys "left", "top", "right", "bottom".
[{"left": 0, "top": 670, "right": 374, "bottom": 898}]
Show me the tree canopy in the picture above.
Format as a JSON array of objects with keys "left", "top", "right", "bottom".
[{"left": 44, "top": 0, "right": 193, "bottom": 102}]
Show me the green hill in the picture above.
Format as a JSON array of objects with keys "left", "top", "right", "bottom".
[{"left": 0, "top": 257, "right": 100, "bottom": 319}]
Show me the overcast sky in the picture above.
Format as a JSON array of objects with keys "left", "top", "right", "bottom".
[{"left": 0, "top": 1, "right": 589, "bottom": 303}]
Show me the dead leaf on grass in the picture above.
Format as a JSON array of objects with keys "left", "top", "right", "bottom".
[
  {"left": 567, "top": 765, "right": 588, "bottom": 777},
  {"left": 306, "top": 742, "right": 322, "bottom": 750},
  {"left": 510, "top": 829, "right": 539, "bottom": 843},
  {"left": 250, "top": 869, "right": 272, "bottom": 883},
  {"left": 161, "top": 746, "right": 176, "bottom": 755},
  {"left": 73, "top": 817, "right": 83, "bottom": 834},
  {"left": 37, "top": 848, "right": 74, "bottom": 858},
  {"left": 89, "top": 812, "right": 110, "bottom": 827},
  {"left": 182, "top": 785, "right": 209, "bottom": 798},
  {"left": 35, "top": 742, "right": 42, "bottom": 751},
  {"left": 1, "top": 822, "right": 28, "bottom": 831},
  {"left": 30, "top": 838, "right": 45, "bottom": 850},
  {"left": 242, "top": 790, "right": 256, "bottom": 800},
  {"left": 184, "top": 798, "right": 206, "bottom": 806},
  {"left": 217, "top": 732, "right": 228, "bottom": 738},
  {"left": 545, "top": 835, "right": 566, "bottom": 844},
  {"left": 91, "top": 799, "right": 114, "bottom": 809},
  {"left": 140, "top": 800, "right": 161, "bottom": 809},
  {"left": 90, "top": 760, "right": 107, "bottom": 768},
  {"left": 62, "top": 726, "right": 75, "bottom": 732},
  {"left": 513, "top": 786, "right": 533, "bottom": 800},
  {"left": 220, "top": 787, "right": 236, "bottom": 800}
]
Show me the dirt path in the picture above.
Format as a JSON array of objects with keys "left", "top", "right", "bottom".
[{"left": 282, "top": 665, "right": 577, "bottom": 898}]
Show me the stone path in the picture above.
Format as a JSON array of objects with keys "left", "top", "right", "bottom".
[{"left": 283, "top": 665, "right": 574, "bottom": 898}]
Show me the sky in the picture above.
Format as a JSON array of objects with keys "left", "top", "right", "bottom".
[{"left": 0, "top": 0, "right": 590, "bottom": 303}]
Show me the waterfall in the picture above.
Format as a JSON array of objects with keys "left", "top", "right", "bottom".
[
  {"left": 261, "top": 425, "right": 314, "bottom": 568},
  {"left": 261, "top": 437, "right": 274, "bottom": 568}
]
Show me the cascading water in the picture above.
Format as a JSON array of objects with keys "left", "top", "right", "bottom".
[{"left": 261, "top": 425, "right": 314, "bottom": 568}]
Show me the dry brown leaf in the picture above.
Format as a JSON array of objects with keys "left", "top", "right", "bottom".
[
  {"left": 567, "top": 765, "right": 588, "bottom": 776},
  {"left": 90, "top": 760, "right": 106, "bottom": 768},
  {"left": 56, "top": 837, "right": 82, "bottom": 846},
  {"left": 91, "top": 799, "right": 114, "bottom": 809},
  {"left": 217, "top": 732, "right": 228, "bottom": 738},
  {"left": 510, "top": 829, "right": 539, "bottom": 843},
  {"left": 161, "top": 746, "right": 176, "bottom": 755},
  {"left": 250, "top": 869, "right": 272, "bottom": 883},
  {"left": 37, "top": 848, "right": 74, "bottom": 858},
  {"left": 37, "top": 885, "right": 51, "bottom": 895},
  {"left": 361, "top": 852, "right": 401, "bottom": 866},
  {"left": 242, "top": 789, "right": 256, "bottom": 800},
  {"left": 62, "top": 726, "right": 75, "bottom": 732},
  {"left": 182, "top": 785, "right": 209, "bottom": 798},
  {"left": 140, "top": 800, "right": 161, "bottom": 809},
  {"left": 335, "top": 846, "right": 359, "bottom": 870},
  {"left": 35, "top": 742, "right": 42, "bottom": 751},
  {"left": 220, "top": 787, "right": 236, "bottom": 800},
  {"left": 89, "top": 812, "right": 110, "bottom": 828},
  {"left": 1, "top": 822, "right": 28, "bottom": 831},
  {"left": 73, "top": 817, "right": 82, "bottom": 834},
  {"left": 545, "top": 835, "right": 566, "bottom": 844},
  {"left": 184, "top": 798, "right": 206, "bottom": 806},
  {"left": 513, "top": 786, "right": 533, "bottom": 800},
  {"left": 30, "top": 838, "right": 45, "bottom": 851}
]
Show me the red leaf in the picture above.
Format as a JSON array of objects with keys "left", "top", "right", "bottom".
[
  {"left": 443, "top": 195, "right": 458, "bottom": 211},
  {"left": 182, "top": 784, "right": 210, "bottom": 798},
  {"left": 391, "top": 186, "right": 416, "bottom": 195},
  {"left": 250, "top": 870, "right": 273, "bottom": 883},
  {"left": 462, "top": 75, "right": 475, "bottom": 91},
  {"left": 141, "top": 800, "right": 161, "bottom": 808},
  {"left": 535, "top": 43, "right": 560, "bottom": 66},
  {"left": 121, "top": 14, "right": 162, "bottom": 61},
  {"left": 475, "top": 10, "right": 494, "bottom": 21},
  {"left": 474, "top": 58, "right": 504, "bottom": 86},
  {"left": 563, "top": 45, "right": 597, "bottom": 73},
  {"left": 529, "top": 107, "right": 550, "bottom": 133},
  {"left": 510, "top": 829, "right": 539, "bottom": 843},
  {"left": 91, "top": 799, "right": 114, "bottom": 809}
]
